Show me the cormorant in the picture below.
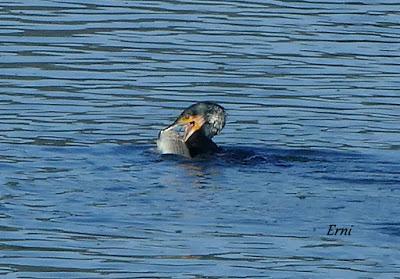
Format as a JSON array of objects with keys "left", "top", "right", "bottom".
[{"left": 157, "top": 102, "right": 226, "bottom": 158}]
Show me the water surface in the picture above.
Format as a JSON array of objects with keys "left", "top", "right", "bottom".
[{"left": 1, "top": 1, "right": 400, "bottom": 278}]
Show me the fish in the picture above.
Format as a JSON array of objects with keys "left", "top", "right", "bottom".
[{"left": 157, "top": 127, "right": 191, "bottom": 158}]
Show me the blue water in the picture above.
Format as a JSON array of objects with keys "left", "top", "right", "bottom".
[{"left": 1, "top": 1, "right": 400, "bottom": 278}]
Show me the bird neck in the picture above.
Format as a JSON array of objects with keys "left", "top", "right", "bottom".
[{"left": 185, "top": 130, "right": 218, "bottom": 157}]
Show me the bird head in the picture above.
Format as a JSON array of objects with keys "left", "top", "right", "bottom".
[{"left": 162, "top": 102, "right": 226, "bottom": 142}]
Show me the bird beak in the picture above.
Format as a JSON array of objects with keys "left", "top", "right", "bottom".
[
  {"left": 164, "top": 115, "right": 205, "bottom": 142},
  {"left": 180, "top": 115, "right": 206, "bottom": 142}
]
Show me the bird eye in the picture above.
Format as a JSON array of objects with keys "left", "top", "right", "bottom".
[{"left": 190, "top": 121, "right": 195, "bottom": 126}]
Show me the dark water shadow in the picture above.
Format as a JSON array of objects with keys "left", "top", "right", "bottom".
[
  {"left": 39, "top": 143, "right": 398, "bottom": 187},
  {"left": 217, "top": 145, "right": 354, "bottom": 166},
  {"left": 98, "top": 142, "right": 362, "bottom": 165},
  {"left": 39, "top": 142, "right": 386, "bottom": 169},
  {"left": 141, "top": 144, "right": 362, "bottom": 167},
  {"left": 378, "top": 223, "right": 400, "bottom": 237},
  {"left": 135, "top": 144, "right": 400, "bottom": 188}
]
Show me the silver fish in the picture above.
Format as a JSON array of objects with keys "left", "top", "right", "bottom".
[{"left": 157, "top": 127, "right": 191, "bottom": 158}]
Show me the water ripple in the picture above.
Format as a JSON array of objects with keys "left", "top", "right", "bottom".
[{"left": 1, "top": 0, "right": 400, "bottom": 278}]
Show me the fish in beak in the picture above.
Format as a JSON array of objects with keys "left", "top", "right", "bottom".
[
  {"left": 157, "top": 102, "right": 226, "bottom": 158},
  {"left": 163, "top": 114, "right": 206, "bottom": 142}
]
